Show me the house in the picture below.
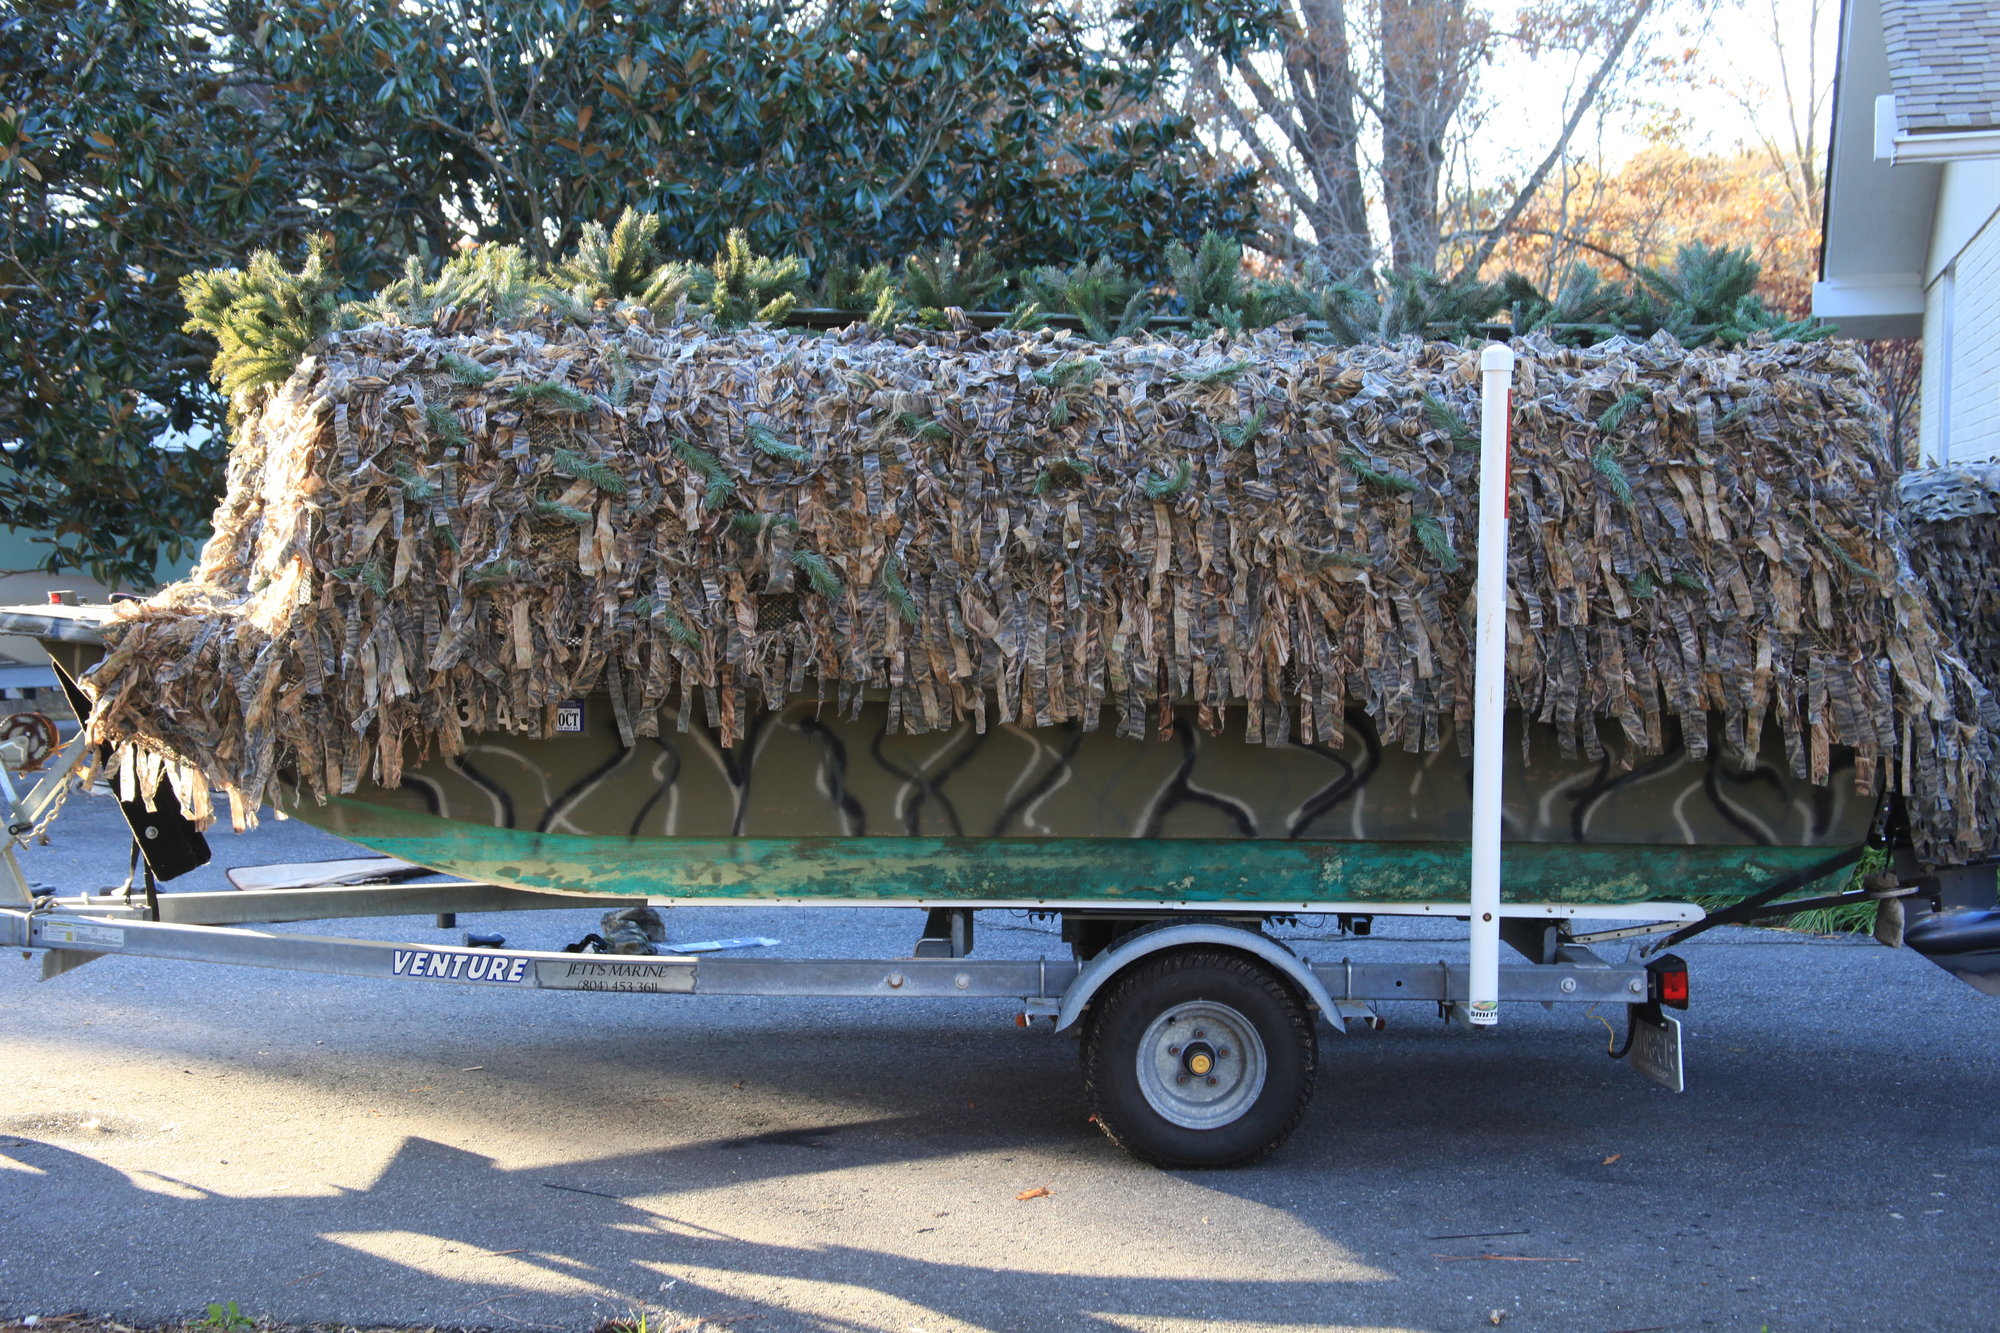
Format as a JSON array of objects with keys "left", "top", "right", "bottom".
[{"left": 1815, "top": 0, "right": 2000, "bottom": 463}]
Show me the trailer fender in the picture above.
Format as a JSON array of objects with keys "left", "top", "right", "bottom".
[{"left": 1055, "top": 923, "right": 1344, "bottom": 1034}]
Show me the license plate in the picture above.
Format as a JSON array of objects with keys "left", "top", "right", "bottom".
[{"left": 1626, "top": 1011, "right": 1684, "bottom": 1092}]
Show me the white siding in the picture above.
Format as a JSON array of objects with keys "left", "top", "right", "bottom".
[
  {"left": 1946, "top": 208, "right": 2000, "bottom": 461},
  {"left": 1922, "top": 166, "right": 2000, "bottom": 464}
]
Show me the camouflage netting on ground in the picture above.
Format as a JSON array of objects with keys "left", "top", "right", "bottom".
[{"left": 82, "top": 316, "right": 1999, "bottom": 862}]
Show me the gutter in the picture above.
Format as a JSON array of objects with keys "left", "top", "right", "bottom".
[{"left": 1875, "top": 95, "right": 2000, "bottom": 164}]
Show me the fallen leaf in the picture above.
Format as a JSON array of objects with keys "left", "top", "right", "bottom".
[
  {"left": 1016, "top": 1186, "right": 1051, "bottom": 1201},
  {"left": 1601, "top": 1153, "right": 1621, "bottom": 1165}
]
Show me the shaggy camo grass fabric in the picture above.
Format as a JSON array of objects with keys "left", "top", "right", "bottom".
[{"left": 83, "top": 314, "right": 1999, "bottom": 863}]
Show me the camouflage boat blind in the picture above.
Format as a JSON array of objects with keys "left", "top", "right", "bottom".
[{"left": 82, "top": 317, "right": 1999, "bottom": 863}]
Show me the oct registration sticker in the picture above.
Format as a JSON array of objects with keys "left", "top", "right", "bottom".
[{"left": 554, "top": 699, "right": 585, "bottom": 733}]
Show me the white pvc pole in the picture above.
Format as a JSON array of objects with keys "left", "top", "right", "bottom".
[{"left": 1468, "top": 342, "right": 1515, "bottom": 1028}]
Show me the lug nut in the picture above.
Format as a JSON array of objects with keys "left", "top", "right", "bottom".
[
  {"left": 1206, "top": 1076, "right": 1219, "bottom": 1086},
  {"left": 1192, "top": 1028, "right": 1206, "bottom": 1039},
  {"left": 1176, "top": 1074, "right": 1189, "bottom": 1085},
  {"left": 1218, "top": 1047, "right": 1230, "bottom": 1058},
  {"left": 1168, "top": 1044, "right": 1181, "bottom": 1055}
]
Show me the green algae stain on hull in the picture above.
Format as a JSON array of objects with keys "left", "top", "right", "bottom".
[{"left": 304, "top": 799, "right": 1843, "bottom": 906}]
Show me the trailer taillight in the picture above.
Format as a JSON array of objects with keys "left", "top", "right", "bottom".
[{"left": 1648, "top": 955, "right": 1689, "bottom": 1010}]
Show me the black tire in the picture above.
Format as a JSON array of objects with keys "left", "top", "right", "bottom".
[{"left": 1079, "top": 947, "right": 1317, "bottom": 1168}]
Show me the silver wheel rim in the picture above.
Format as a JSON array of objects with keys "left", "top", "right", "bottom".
[{"left": 1135, "top": 999, "right": 1268, "bottom": 1130}]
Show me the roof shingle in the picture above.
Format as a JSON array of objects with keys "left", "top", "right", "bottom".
[{"left": 1880, "top": 0, "right": 2000, "bottom": 133}]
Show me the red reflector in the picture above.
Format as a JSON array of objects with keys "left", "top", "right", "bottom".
[{"left": 1657, "top": 969, "right": 1689, "bottom": 1009}]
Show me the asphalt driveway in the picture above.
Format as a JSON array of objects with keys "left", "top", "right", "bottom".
[{"left": 2, "top": 789, "right": 1996, "bottom": 1332}]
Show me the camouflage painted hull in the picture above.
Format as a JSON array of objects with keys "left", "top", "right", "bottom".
[{"left": 291, "top": 699, "right": 1875, "bottom": 907}]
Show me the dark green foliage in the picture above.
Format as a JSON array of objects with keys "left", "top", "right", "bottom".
[
  {"left": 899, "top": 248, "right": 1008, "bottom": 324},
  {"left": 880, "top": 556, "right": 919, "bottom": 625},
  {"left": 180, "top": 236, "right": 346, "bottom": 401},
  {"left": 1591, "top": 443, "right": 1637, "bottom": 510},
  {"left": 790, "top": 549, "right": 845, "bottom": 600},
  {"left": 707, "top": 231, "right": 805, "bottom": 326},
  {"left": 2, "top": 0, "right": 1263, "bottom": 582},
  {"left": 1421, "top": 394, "right": 1476, "bottom": 451},
  {"left": 533, "top": 497, "right": 594, "bottom": 526},
  {"left": 1033, "top": 456, "right": 1092, "bottom": 495},
  {"left": 1214, "top": 406, "right": 1265, "bottom": 449},
  {"left": 390, "top": 458, "right": 438, "bottom": 503},
  {"left": 1596, "top": 390, "right": 1650, "bottom": 437},
  {"left": 440, "top": 353, "right": 498, "bottom": 386},
  {"left": 670, "top": 438, "right": 736, "bottom": 511},
  {"left": 1143, "top": 459, "right": 1192, "bottom": 499},
  {"left": 424, "top": 404, "right": 470, "bottom": 449},
  {"left": 659, "top": 608, "right": 703, "bottom": 649},
  {"left": 1342, "top": 450, "right": 1418, "bottom": 493},
  {"left": 464, "top": 560, "right": 527, "bottom": 589},
  {"left": 1173, "top": 358, "right": 1252, "bottom": 385},
  {"left": 746, "top": 421, "right": 811, "bottom": 466},
  {"left": 730, "top": 512, "right": 799, "bottom": 535},
  {"left": 552, "top": 448, "right": 629, "bottom": 494},
  {"left": 509, "top": 381, "right": 597, "bottom": 413},
  {"left": 1021, "top": 259, "right": 1153, "bottom": 341},
  {"left": 1409, "top": 514, "right": 1461, "bottom": 570},
  {"left": 898, "top": 413, "right": 952, "bottom": 443}
]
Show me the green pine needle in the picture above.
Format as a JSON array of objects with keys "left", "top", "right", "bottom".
[
  {"left": 746, "top": 421, "right": 811, "bottom": 465},
  {"left": 1591, "top": 440, "right": 1637, "bottom": 510},
  {"left": 439, "top": 352, "right": 497, "bottom": 385},
  {"left": 1630, "top": 571, "right": 1658, "bottom": 599},
  {"left": 880, "top": 556, "right": 919, "bottom": 625},
  {"left": 659, "top": 608, "right": 702, "bottom": 649},
  {"left": 729, "top": 512, "right": 799, "bottom": 534},
  {"left": 897, "top": 412, "right": 951, "bottom": 442},
  {"left": 1216, "top": 406, "right": 1266, "bottom": 449},
  {"left": 1811, "top": 522, "right": 1881, "bottom": 581},
  {"left": 1173, "top": 358, "right": 1252, "bottom": 385},
  {"left": 1668, "top": 569, "right": 1707, "bottom": 593},
  {"left": 552, "top": 447, "right": 629, "bottom": 494},
  {"left": 330, "top": 558, "right": 390, "bottom": 596},
  {"left": 1421, "top": 394, "right": 1477, "bottom": 451},
  {"left": 1033, "top": 457, "right": 1091, "bottom": 495},
  {"left": 1032, "top": 356, "right": 1101, "bottom": 389},
  {"left": 1410, "top": 514, "right": 1461, "bottom": 570},
  {"left": 464, "top": 560, "right": 524, "bottom": 589},
  {"left": 670, "top": 437, "right": 736, "bottom": 511},
  {"left": 533, "top": 497, "right": 594, "bottom": 526},
  {"left": 1597, "top": 390, "right": 1649, "bottom": 436},
  {"left": 790, "top": 549, "right": 845, "bottom": 600},
  {"left": 424, "top": 403, "right": 470, "bottom": 448},
  {"left": 1342, "top": 450, "right": 1418, "bottom": 493},
  {"left": 1143, "top": 459, "right": 1193, "bottom": 500},
  {"left": 390, "top": 458, "right": 438, "bottom": 503},
  {"left": 510, "top": 380, "right": 597, "bottom": 413}
]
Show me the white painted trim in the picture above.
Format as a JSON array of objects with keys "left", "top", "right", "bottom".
[{"left": 1939, "top": 262, "right": 1957, "bottom": 463}]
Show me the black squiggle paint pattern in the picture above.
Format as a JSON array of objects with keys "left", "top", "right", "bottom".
[
  {"left": 1287, "top": 728, "right": 1384, "bottom": 839},
  {"left": 869, "top": 725, "right": 988, "bottom": 835},
  {"left": 398, "top": 776, "right": 443, "bottom": 817},
  {"left": 797, "top": 716, "right": 867, "bottom": 835},
  {"left": 717, "top": 711, "right": 777, "bottom": 837},
  {"left": 990, "top": 723, "right": 1087, "bottom": 835},
  {"left": 626, "top": 738, "right": 682, "bottom": 837},
  {"left": 447, "top": 754, "right": 516, "bottom": 829},
  {"left": 537, "top": 740, "right": 637, "bottom": 833},
  {"left": 1703, "top": 757, "right": 1782, "bottom": 845},
  {"left": 1142, "top": 728, "right": 1258, "bottom": 838},
  {"left": 1567, "top": 749, "right": 1692, "bottom": 842}
]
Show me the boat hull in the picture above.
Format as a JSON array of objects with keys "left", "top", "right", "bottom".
[{"left": 289, "top": 698, "right": 1876, "bottom": 907}]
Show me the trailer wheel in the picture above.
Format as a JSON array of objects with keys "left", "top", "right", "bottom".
[{"left": 1079, "top": 948, "right": 1317, "bottom": 1168}]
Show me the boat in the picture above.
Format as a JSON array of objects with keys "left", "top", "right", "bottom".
[{"left": 7, "top": 602, "right": 1873, "bottom": 910}]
